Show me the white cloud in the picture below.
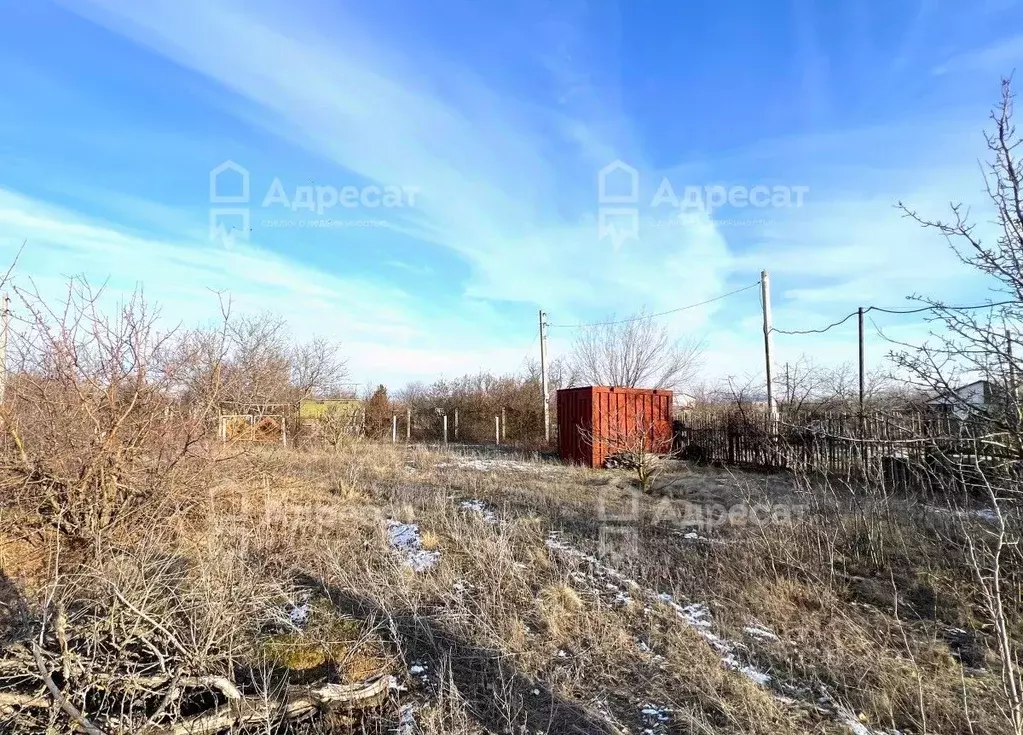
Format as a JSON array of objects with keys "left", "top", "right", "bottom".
[
  {"left": 55, "top": 0, "right": 736, "bottom": 319},
  {"left": 6, "top": 0, "right": 1011, "bottom": 395},
  {"left": 0, "top": 189, "right": 540, "bottom": 387}
]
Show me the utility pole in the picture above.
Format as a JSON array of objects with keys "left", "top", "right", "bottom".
[
  {"left": 539, "top": 309, "right": 550, "bottom": 444},
  {"left": 495, "top": 415, "right": 500, "bottom": 445},
  {"left": 0, "top": 294, "right": 8, "bottom": 407},
  {"left": 406, "top": 407, "right": 411, "bottom": 442},
  {"left": 858, "top": 307, "right": 866, "bottom": 417},
  {"left": 501, "top": 407, "right": 506, "bottom": 443},
  {"left": 443, "top": 414, "right": 448, "bottom": 445},
  {"left": 760, "top": 271, "right": 776, "bottom": 420},
  {"left": 454, "top": 409, "right": 459, "bottom": 441}
]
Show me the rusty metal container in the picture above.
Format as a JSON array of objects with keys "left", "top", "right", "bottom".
[{"left": 556, "top": 386, "right": 674, "bottom": 468}]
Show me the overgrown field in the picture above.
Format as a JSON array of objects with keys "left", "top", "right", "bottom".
[{"left": 1, "top": 442, "right": 1020, "bottom": 734}]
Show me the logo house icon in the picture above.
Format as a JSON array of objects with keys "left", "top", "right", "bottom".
[
  {"left": 209, "top": 160, "right": 251, "bottom": 248},
  {"left": 597, "top": 159, "right": 638, "bottom": 205},
  {"left": 596, "top": 160, "right": 640, "bottom": 250}
]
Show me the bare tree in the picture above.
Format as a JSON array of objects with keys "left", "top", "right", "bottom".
[
  {"left": 895, "top": 78, "right": 1023, "bottom": 735},
  {"left": 776, "top": 356, "right": 903, "bottom": 414},
  {"left": 290, "top": 336, "right": 348, "bottom": 399},
  {"left": 221, "top": 313, "right": 292, "bottom": 416},
  {"left": 566, "top": 312, "right": 702, "bottom": 390}
]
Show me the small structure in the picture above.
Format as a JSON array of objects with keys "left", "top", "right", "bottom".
[
  {"left": 299, "top": 397, "right": 362, "bottom": 420},
  {"left": 925, "top": 379, "right": 1001, "bottom": 418},
  {"left": 298, "top": 397, "right": 364, "bottom": 443},
  {"left": 218, "top": 402, "right": 291, "bottom": 445},
  {"left": 557, "top": 386, "right": 673, "bottom": 468},
  {"left": 218, "top": 413, "right": 286, "bottom": 444}
]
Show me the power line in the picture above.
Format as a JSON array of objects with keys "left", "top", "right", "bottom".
[
  {"left": 772, "top": 310, "right": 859, "bottom": 335},
  {"left": 773, "top": 299, "right": 1019, "bottom": 336},
  {"left": 548, "top": 282, "right": 760, "bottom": 329}
]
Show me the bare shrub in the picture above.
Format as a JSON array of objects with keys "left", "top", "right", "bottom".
[
  {"left": 320, "top": 402, "right": 364, "bottom": 450},
  {"left": 395, "top": 370, "right": 548, "bottom": 445},
  {"left": 580, "top": 412, "right": 674, "bottom": 490},
  {"left": 0, "top": 279, "right": 219, "bottom": 551}
]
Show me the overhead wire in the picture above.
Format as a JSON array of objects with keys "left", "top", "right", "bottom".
[
  {"left": 543, "top": 270, "right": 1016, "bottom": 337},
  {"left": 772, "top": 299, "right": 1019, "bottom": 336},
  {"left": 548, "top": 281, "right": 761, "bottom": 329}
]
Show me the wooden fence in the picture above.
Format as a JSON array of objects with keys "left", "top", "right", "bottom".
[{"left": 675, "top": 408, "right": 1012, "bottom": 488}]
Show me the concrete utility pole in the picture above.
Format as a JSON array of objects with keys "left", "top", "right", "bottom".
[
  {"left": 443, "top": 414, "right": 448, "bottom": 445},
  {"left": 760, "top": 271, "right": 776, "bottom": 420},
  {"left": 454, "top": 409, "right": 459, "bottom": 441},
  {"left": 501, "top": 407, "right": 506, "bottom": 442},
  {"left": 858, "top": 307, "right": 866, "bottom": 416},
  {"left": 391, "top": 415, "right": 397, "bottom": 443},
  {"left": 495, "top": 415, "right": 500, "bottom": 445},
  {"left": 539, "top": 309, "right": 550, "bottom": 443}
]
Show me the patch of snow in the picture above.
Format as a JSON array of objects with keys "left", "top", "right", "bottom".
[
  {"left": 460, "top": 499, "right": 499, "bottom": 524},
  {"left": 438, "top": 456, "right": 557, "bottom": 474},
  {"left": 640, "top": 704, "right": 670, "bottom": 721},
  {"left": 837, "top": 707, "right": 876, "bottom": 735},
  {"left": 542, "top": 529, "right": 888, "bottom": 735},
  {"left": 744, "top": 626, "right": 779, "bottom": 642},
  {"left": 397, "top": 703, "right": 418, "bottom": 735},
  {"left": 639, "top": 703, "right": 672, "bottom": 733},
  {"left": 722, "top": 654, "right": 772, "bottom": 686},
  {"left": 547, "top": 533, "right": 773, "bottom": 687},
  {"left": 973, "top": 508, "right": 1000, "bottom": 523},
  {"left": 929, "top": 504, "right": 1007, "bottom": 525},
  {"left": 288, "top": 602, "right": 311, "bottom": 626},
  {"left": 386, "top": 520, "right": 440, "bottom": 572},
  {"left": 409, "top": 664, "right": 427, "bottom": 675}
]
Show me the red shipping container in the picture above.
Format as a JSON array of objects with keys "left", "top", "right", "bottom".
[{"left": 557, "top": 386, "right": 674, "bottom": 468}]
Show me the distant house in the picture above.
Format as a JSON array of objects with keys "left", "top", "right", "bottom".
[
  {"left": 926, "top": 380, "right": 1001, "bottom": 418},
  {"left": 675, "top": 391, "right": 698, "bottom": 410}
]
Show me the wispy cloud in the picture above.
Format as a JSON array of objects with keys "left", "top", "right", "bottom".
[
  {"left": 0, "top": 188, "right": 539, "bottom": 386},
  {"left": 932, "top": 34, "right": 1023, "bottom": 76},
  {"left": 56, "top": 0, "right": 736, "bottom": 319},
  {"left": 1, "top": 0, "right": 1012, "bottom": 390}
]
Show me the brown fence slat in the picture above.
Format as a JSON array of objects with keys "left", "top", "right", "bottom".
[{"left": 676, "top": 406, "right": 1006, "bottom": 490}]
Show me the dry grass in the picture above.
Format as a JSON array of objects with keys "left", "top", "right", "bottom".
[{"left": 0, "top": 442, "right": 1019, "bottom": 734}]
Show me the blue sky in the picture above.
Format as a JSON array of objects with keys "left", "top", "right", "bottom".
[{"left": 0, "top": 0, "right": 1021, "bottom": 389}]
